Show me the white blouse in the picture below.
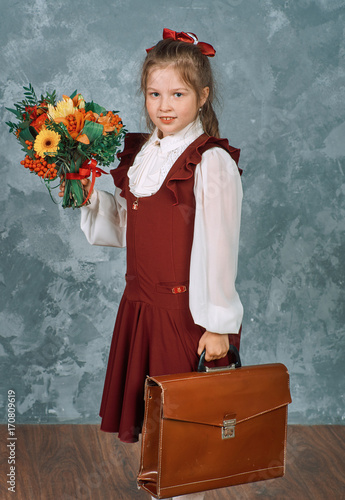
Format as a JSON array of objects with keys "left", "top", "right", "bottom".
[{"left": 80, "top": 119, "right": 243, "bottom": 334}]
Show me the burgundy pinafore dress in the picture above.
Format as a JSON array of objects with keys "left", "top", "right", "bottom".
[{"left": 99, "top": 132, "right": 242, "bottom": 443}]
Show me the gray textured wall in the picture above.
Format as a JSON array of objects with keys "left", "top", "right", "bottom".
[{"left": 1, "top": 0, "right": 344, "bottom": 425}]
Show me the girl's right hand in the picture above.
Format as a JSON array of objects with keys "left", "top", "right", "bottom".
[{"left": 58, "top": 177, "right": 93, "bottom": 199}]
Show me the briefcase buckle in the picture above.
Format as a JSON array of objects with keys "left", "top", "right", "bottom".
[{"left": 222, "top": 418, "right": 236, "bottom": 439}]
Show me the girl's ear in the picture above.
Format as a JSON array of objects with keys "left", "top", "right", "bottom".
[{"left": 200, "top": 86, "right": 210, "bottom": 107}]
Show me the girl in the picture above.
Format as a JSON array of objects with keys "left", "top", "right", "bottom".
[{"left": 61, "top": 29, "right": 243, "bottom": 500}]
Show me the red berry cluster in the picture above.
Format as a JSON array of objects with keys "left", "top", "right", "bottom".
[
  {"left": 100, "top": 111, "right": 123, "bottom": 133},
  {"left": 20, "top": 142, "right": 58, "bottom": 180},
  {"left": 66, "top": 114, "right": 78, "bottom": 134}
]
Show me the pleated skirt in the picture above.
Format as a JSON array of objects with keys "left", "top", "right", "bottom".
[{"left": 99, "top": 294, "right": 240, "bottom": 443}]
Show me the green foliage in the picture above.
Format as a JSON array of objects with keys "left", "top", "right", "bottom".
[
  {"left": 85, "top": 101, "right": 107, "bottom": 115},
  {"left": 23, "top": 84, "right": 38, "bottom": 105},
  {"left": 40, "top": 90, "right": 57, "bottom": 106},
  {"left": 91, "top": 127, "right": 127, "bottom": 167},
  {"left": 5, "top": 120, "right": 19, "bottom": 134},
  {"left": 19, "top": 128, "right": 35, "bottom": 142}
]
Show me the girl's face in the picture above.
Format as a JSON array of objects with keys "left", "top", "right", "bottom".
[{"left": 146, "top": 65, "right": 209, "bottom": 138}]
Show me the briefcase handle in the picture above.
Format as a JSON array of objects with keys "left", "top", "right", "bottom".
[{"left": 197, "top": 345, "right": 242, "bottom": 372}]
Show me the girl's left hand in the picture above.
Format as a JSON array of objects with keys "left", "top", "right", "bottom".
[{"left": 197, "top": 331, "right": 230, "bottom": 362}]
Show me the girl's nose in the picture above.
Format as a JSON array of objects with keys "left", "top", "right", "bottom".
[{"left": 159, "top": 96, "right": 172, "bottom": 111}]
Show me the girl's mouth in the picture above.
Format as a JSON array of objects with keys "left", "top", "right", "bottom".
[{"left": 159, "top": 117, "right": 176, "bottom": 123}]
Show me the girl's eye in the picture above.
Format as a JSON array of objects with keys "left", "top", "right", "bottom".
[
  {"left": 174, "top": 92, "right": 183, "bottom": 97},
  {"left": 149, "top": 92, "right": 159, "bottom": 98}
]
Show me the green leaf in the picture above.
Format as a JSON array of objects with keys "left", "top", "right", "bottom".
[
  {"left": 85, "top": 101, "right": 107, "bottom": 115},
  {"left": 70, "top": 90, "right": 78, "bottom": 99},
  {"left": 42, "top": 90, "right": 56, "bottom": 106},
  {"left": 56, "top": 121, "right": 74, "bottom": 140},
  {"left": 73, "top": 155, "right": 84, "bottom": 171},
  {"left": 22, "top": 84, "right": 38, "bottom": 105},
  {"left": 81, "top": 120, "right": 104, "bottom": 143},
  {"left": 18, "top": 137, "right": 27, "bottom": 148},
  {"left": 18, "top": 120, "right": 31, "bottom": 129},
  {"left": 19, "top": 128, "right": 35, "bottom": 142},
  {"left": 62, "top": 158, "right": 85, "bottom": 208},
  {"left": 5, "top": 107, "right": 22, "bottom": 118},
  {"left": 77, "top": 142, "right": 87, "bottom": 155},
  {"left": 29, "top": 126, "right": 38, "bottom": 138}
]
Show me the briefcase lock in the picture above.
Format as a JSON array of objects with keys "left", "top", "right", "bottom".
[{"left": 222, "top": 418, "right": 236, "bottom": 439}]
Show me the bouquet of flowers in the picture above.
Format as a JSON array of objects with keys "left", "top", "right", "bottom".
[{"left": 6, "top": 84, "right": 126, "bottom": 208}]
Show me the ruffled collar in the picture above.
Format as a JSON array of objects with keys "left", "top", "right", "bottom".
[
  {"left": 149, "top": 118, "right": 204, "bottom": 154},
  {"left": 127, "top": 118, "right": 204, "bottom": 197}
]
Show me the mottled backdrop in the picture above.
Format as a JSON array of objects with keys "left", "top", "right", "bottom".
[{"left": 0, "top": 0, "right": 344, "bottom": 425}]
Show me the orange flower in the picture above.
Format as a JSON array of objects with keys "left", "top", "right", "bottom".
[
  {"left": 31, "top": 112, "right": 48, "bottom": 132},
  {"left": 76, "top": 134, "right": 90, "bottom": 145},
  {"left": 97, "top": 111, "right": 120, "bottom": 135},
  {"left": 84, "top": 110, "right": 99, "bottom": 123},
  {"left": 63, "top": 93, "right": 85, "bottom": 109},
  {"left": 54, "top": 109, "right": 85, "bottom": 139}
]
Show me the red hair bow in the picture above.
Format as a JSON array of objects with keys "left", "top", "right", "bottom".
[{"left": 146, "top": 28, "right": 216, "bottom": 57}]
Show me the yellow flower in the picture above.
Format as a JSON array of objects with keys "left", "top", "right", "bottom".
[
  {"left": 34, "top": 129, "right": 61, "bottom": 157},
  {"left": 48, "top": 97, "right": 76, "bottom": 121}
]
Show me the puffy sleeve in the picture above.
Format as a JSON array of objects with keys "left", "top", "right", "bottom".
[
  {"left": 80, "top": 187, "right": 127, "bottom": 247},
  {"left": 189, "top": 147, "right": 243, "bottom": 334}
]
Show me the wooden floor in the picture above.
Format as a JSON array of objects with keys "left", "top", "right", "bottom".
[{"left": 0, "top": 425, "right": 344, "bottom": 500}]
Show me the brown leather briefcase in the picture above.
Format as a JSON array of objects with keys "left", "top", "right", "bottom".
[{"left": 137, "top": 348, "right": 292, "bottom": 499}]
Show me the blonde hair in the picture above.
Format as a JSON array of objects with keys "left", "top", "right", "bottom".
[{"left": 141, "top": 38, "right": 219, "bottom": 138}]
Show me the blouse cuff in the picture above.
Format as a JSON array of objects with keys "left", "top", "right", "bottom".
[
  {"left": 80, "top": 189, "right": 126, "bottom": 247},
  {"left": 191, "top": 296, "right": 243, "bottom": 334},
  {"left": 80, "top": 189, "right": 99, "bottom": 211}
]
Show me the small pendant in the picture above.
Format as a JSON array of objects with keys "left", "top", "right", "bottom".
[{"left": 132, "top": 198, "right": 139, "bottom": 210}]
